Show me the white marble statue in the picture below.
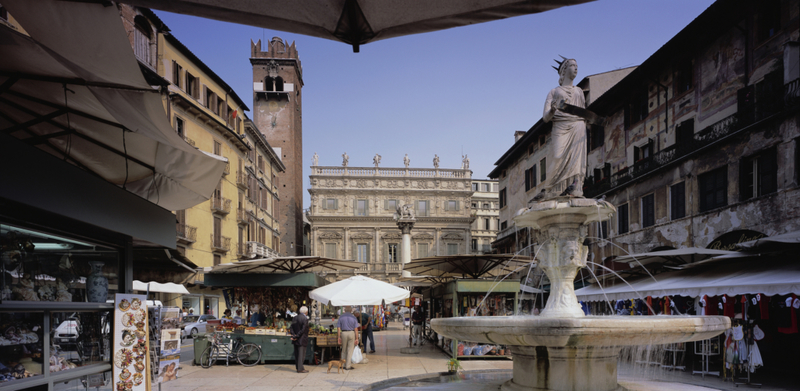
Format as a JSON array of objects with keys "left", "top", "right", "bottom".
[
  {"left": 396, "top": 204, "right": 415, "bottom": 219},
  {"left": 542, "top": 57, "right": 587, "bottom": 197},
  {"left": 403, "top": 154, "right": 410, "bottom": 168},
  {"left": 312, "top": 152, "right": 318, "bottom": 166},
  {"left": 433, "top": 154, "right": 439, "bottom": 169},
  {"left": 461, "top": 154, "right": 469, "bottom": 169},
  {"left": 342, "top": 152, "right": 349, "bottom": 167},
  {"left": 373, "top": 154, "right": 382, "bottom": 167}
]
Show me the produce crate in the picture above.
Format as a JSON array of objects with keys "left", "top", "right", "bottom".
[{"left": 244, "top": 329, "right": 258, "bottom": 335}]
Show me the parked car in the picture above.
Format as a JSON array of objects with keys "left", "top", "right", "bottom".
[
  {"left": 53, "top": 317, "right": 81, "bottom": 351},
  {"left": 180, "top": 315, "right": 199, "bottom": 330},
  {"left": 181, "top": 314, "right": 216, "bottom": 338}
]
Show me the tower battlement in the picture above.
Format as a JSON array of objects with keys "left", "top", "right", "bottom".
[{"left": 251, "top": 37, "right": 299, "bottom": 60}]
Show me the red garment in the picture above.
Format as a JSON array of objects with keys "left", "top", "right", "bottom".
[
  {"left": 777, "top": 294, "right": 798, "bottom": 334},
  {"left": 646, "top": 296, "right": 653, "bottom": 315},
  {"left": 723, "top": 295, "right": 735, "bottom": 318},
  {"left": 663, "top": 297, "right": 671, "bottom": 315},
  {"left": 759, "top": 294, "right": 770, "bottom": 320}
]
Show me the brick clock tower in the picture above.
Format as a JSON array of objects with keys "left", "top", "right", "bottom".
[{"left": 251, "top": 37, "right": 304, "bottom": 256}]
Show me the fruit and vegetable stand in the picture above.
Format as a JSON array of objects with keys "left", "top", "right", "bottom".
[{"left": 192, "top": 329, "right": 316, "bottom": 364}]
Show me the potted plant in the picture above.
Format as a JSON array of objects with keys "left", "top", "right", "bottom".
[{"left": 446, "top": 357, "right": 462, "bottom": 373}]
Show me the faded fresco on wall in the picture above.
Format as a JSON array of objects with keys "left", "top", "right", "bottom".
[
  {"left": 604, "top": 112, "right": 626, "bottom": 164},
  {"left": 508, "top": 161, "right": 527, "bottom": 212},
  {"left": 698, "top": 30, "right": 745, "bottom": 121}
]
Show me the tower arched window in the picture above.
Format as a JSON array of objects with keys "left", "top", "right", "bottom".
[
  {"left": 264, "top": 77, "right": 274, "bottom": 92},
  {"left": 275, "top": 77, "right": 284, "bottom": 92}
]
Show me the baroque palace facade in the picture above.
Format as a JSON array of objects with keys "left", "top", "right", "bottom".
[{"left": 307, "top": 158, "right": 474, "bottom": 281}]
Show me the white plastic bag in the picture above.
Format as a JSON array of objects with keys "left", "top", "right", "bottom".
[{"left": 351, "top": 346, "right": 363, "bottom": 364}]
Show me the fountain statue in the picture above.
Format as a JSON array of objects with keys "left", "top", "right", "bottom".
[{"left": 430, "top": 58, "right": 729, "bottom": 391}]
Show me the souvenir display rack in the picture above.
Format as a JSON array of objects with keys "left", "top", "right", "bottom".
[
  {"left": 1, "top": 223, "right": 120, "bottom": 391},
  {"left": 692, "top": 335, "right": 721, "bottom": 378}
]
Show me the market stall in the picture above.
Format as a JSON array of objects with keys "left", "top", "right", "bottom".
[
  {"left": 198, "top": 257, "right": 360, "bottom": 364},
  {"left": 404, "top": 254, "right": 532, "bottom": 359}
]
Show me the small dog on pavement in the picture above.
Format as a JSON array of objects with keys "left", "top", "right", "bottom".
[{"left": 327, "top": 359, "right": 345, "bottom": 374}]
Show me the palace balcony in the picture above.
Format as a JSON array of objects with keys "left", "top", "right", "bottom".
[{"left": 210, "top": 235, "right": 231, "bottom": 253}]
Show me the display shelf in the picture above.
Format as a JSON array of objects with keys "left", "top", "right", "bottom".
[
  {"left": 0, "top": 302, "right": 115, "bottom": 312},
  {"left": 0, "top": 363, "right": 112, "bottom": 391}
]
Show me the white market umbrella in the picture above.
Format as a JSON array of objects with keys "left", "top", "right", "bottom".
[{"left": 309, "top": 275, "right": 410, "bottom": 306}]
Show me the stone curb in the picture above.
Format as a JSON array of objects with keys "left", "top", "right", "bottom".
[{"left": 356, "top": 369, "right": 512, "bottom": 391}]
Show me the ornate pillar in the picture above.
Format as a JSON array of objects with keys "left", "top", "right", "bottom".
[
  {"left": 435, "top": 227, "right": 441, "bottom": 256},
  {"left": 374, "top": 227, "right": 380, "bottom": 262},
  {"left": 397, "top": 219, "right": 415, "bottom": 277},
  {"left": 344, "top": 227, "right": 350, "bottom": 260}
]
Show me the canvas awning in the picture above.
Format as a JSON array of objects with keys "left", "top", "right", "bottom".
[
  {"left": 575, "top": 259, "right": 800, "bottom": 302},
  {"left": 737, "top": 230, "right": 800, "bottom": 250},
  {"left": 133, "top": 280, "right": 190, "bottom": 294},
  {"left": 404, "top": 254, "right": 535, "bottom": 279},
  {"left": 0, "top": 0, "right": 226, "bottom": 211},
  {"left": 122, "top": 0, "right": 594, "bottom": 52},
  {"left": 613, "top": 248, "right": 738, "bottom": 269},
  {"left": 204, "top": 256, "right": 362, "bottom": 274}
]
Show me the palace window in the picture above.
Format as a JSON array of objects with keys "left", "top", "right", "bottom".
[
  {"left": 186, "top": 72, "right": 198, "bottom": 99},
  {"left": 355, "top": 243, "right": 369, "bottom": 262},
  {"left": 323, "top": 198, "right": 338, "bottom": 210},
  {"left": 484, "top": 218, "right": 491, "bottom": 230},
  {"left": 540, "top": 158, "right": 547, "bottom": 182},
  {"left": 618, "top": 204, "right": 629, "bottom": 234},
  {"left": 499, "top": 188, "right": 507, "bottom": 209},
  {"left": 175, "top": 117, "right": 184, "bottom": 137},
  {"left": 447, "top": 243, "right": 458, "bottom": 255},
  {"left": 670, "top": 181, "right": 686, "bottom": 220},
  {"left": 641, "top": 194, "right": 655, "bottom": 228},
  {"left": 324, "top": 243, "right": 337, "bottom": 258},
  {"left": 355, "top": 199, "right": 368, "bottom": 216},
  {"left": 172, "top": 61, "right": 182, "bottom": 89},
  {"left": 134, "top": 16, "right": 152, "bottom": 65},
  {"left": 740, "top": 147, "right": 777, "bottom": 201},
  {"left": 387, "top": 243, "right": 399, "bottom": 263},
  {"left": 589, "top": 124, "right": 604, "bottom": 151},
  {"left": 675, "top": 119, "right": 694, "bottom": 146},
  {"left": 417, "top": 243, "right": 428, "bottom": 258},
  {"left": 445, "top": 200, "right": 459, "bottom": 211},
  {"left": 385, "top": 199, "right": 397, "bottom": 210},
  {"left": 416, "top": 200, "right": 429, "bottom": 217},
  {"left": 675, "top": 59, "right": 693, "bottom": 94},
  {"left": 699, "top": 166, "right": 728, "bottom": 212}
]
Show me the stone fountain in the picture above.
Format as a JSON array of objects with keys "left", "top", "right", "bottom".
[{"left": 430, "top": 197, "right": 730, "bottom": 391}]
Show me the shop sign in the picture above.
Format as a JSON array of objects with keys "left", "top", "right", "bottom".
[{"left": 706, "top": 230, "right": 766, "bottom": 251}]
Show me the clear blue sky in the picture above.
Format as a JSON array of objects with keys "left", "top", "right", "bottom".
[{"left": 153, "top": 0, "right": 715, "bottom": 209}]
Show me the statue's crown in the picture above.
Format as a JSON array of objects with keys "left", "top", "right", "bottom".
[{"left": 552, "top": 55, "right": 568, "bottom": 73}]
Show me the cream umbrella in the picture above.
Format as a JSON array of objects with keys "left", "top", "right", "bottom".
[{"left": 309, "top": 275, "right": 410, "bottom": 306}]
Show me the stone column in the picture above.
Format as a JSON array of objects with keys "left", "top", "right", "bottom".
[
  {"left": 397, "top": 219, "right": 415, "bottom": 277},
  {"left": 435, "top": 227, "right": 441, "bottom": 256},
  {"left": 344, "top": 227, "right": 350, "bottom": 260}
]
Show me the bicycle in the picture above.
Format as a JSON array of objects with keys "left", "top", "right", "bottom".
[{"left": 199, "top": 331, "right": 262, "bottom": 368}]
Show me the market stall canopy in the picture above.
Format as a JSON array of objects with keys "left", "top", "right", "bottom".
[
  {"left": 404, "top": 254, "right": 535, "bottom": 279},
  {"left": 204, "top": 256, "right": 363, "bottom": 274},
  {"left": 122, "top": 0, "right": 594, "bottom": 52},
  {"left": 0, "top": 0, "right": 227, "bottom": 211},
  {"left": 575, "top": 259, "right": 800, "bottom": 302},
  {"left": 309, "top": 275, "right": 410, "bottom": 306},
  {"left": 613, "top": 248, "right": 739, "bottom": 269},
  {"left": 737, "top": 230, "right": 800, "bottom": 250},
  {"left": 133, "top": 280, "right": 190, "bottom": 294}
]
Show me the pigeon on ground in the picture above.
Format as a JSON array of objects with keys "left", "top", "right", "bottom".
[
  {"left": 531, "top": 189, "right": 546, "bottom": 202},
  {"left": 559, "top": 179, "right": 577, "bottom": 196}
]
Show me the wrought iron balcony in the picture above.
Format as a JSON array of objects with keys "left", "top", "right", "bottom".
[
  {"left": 211, "top": 197, "right": 232, "bottom": 215},
  {"left": 236, "top": 172, "right": 248, "bottom": 189},
  {"left": 584, "top": 113, "right": 739, "bottom": 198},
  {"left": 176, "top": 224, "right": 197, "bottom": 244},
  {"left": 210, "top": 234, "right": 231, "bottom": 253}
]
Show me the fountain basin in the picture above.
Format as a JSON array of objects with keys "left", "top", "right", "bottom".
[
  {"left": 431, "top": 315, "right": 729, "bottom": 391},
  {"left": 431, "top": 315, "right": 729, "bottom": 347}
]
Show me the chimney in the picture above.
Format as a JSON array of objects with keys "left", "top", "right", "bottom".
[{"left": 514, "top": 131, "right": 526, "bottom": 142}]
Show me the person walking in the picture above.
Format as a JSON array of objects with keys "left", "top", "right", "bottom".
[
  {"left": 360, "top": 310, "right": 375, "bottom": 353},
  {"left": 411, "top": 306, "right": 424, "bottom": 346},
  {"left": 290, "top": 306, "right": 310, "bottom": 373},
  {"left": 336, "top": 306, "right": 360, "bottom": 370}
]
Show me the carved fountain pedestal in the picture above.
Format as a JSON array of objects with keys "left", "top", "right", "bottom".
[{"left": 431, "top": 197, "right": 730, "bottom": 391}]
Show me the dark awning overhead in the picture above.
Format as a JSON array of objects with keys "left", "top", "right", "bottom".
[
  {"left": 121, "top": 0, "right": 594, "bottom": 52},
  {"left": 404, "top": 254, "right": 534, "bottom": 279},
  {"left": 204, "top": 256, "right": 362, "bottom": 274}
]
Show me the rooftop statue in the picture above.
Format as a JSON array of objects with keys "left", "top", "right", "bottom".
[
  {"left": 403, "top": 154, "right": 410, "bottom": 168},
  {"left": 342, "top": 152, "right": 349, "bottom": 167}
]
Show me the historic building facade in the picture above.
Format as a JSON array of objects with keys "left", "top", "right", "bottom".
[
  {"left": 307, "top": 159, "right": 474, "bottom": 281},
  {"left": 469, "top": 179, "right": 499, "bottom": 254},
  {"left": 118, "top": 5, "right": 284, "bottom": 315},
  {"left": 580, "top": 0, "right": 799, "bottom": 260},
  {"left": 251, "top": 38, "right": 305, "bottom": 255}
]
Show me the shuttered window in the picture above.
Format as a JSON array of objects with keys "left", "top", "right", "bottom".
[
  {"left": 325, "top": 243, "right": 337, "bottom": 258},
  {"left": 354, "top": 243, "right": 370, "bottom": 262},
  {"left": 417, "top": 243, "right": 428, "bottom": 258},
  {"left": 416, "top": 200, "right": 429, "bottom": 217},
  {"left": 384, "top": 199, "right": 398, "bottom": 210},
  {"left": 445, "top": 200, "right": 459, "bottom": 211},
  {"left": 354, "top": 199, "right": 368, "bottom": 216},
  {"left": 447, "top": 243, "right": 458, "bottom": 255}
]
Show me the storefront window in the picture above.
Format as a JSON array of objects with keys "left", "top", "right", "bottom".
[
  {"left": 182, "top": 296, "right": 200, "bottom": 316},
  {"left": 203, "top": 297, "right": 218, "bottom": 316},
  {"left": 51, "top": 311, "right": 112, "bottom": 369},
  {"left": 0, "top": 312, "right": 44, "bottom": 383}
]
